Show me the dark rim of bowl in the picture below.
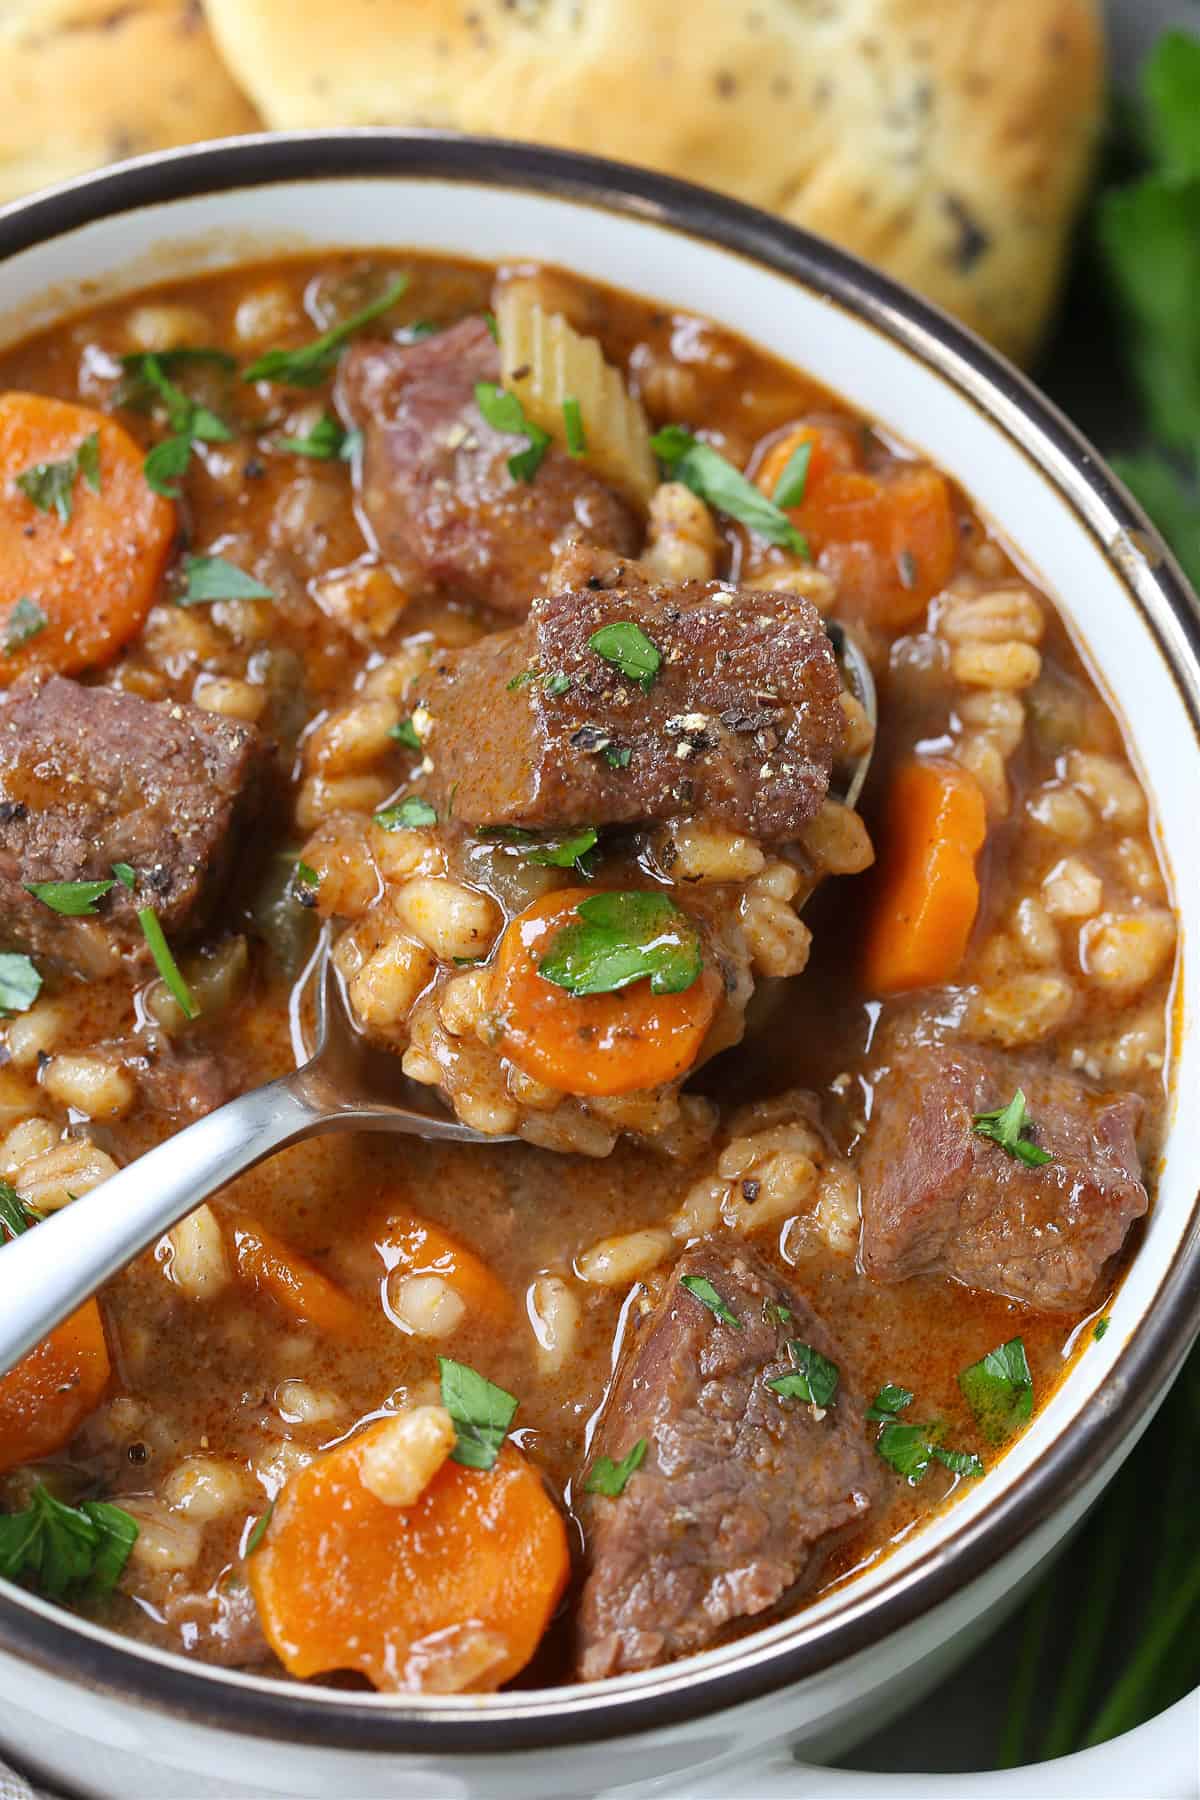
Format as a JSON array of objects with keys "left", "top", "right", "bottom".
[{"left": 0, "top": 130, "right": 1197, "bottom": 1757}]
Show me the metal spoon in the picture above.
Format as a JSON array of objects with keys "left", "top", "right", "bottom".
[
  {"left": 0, "top": 940, "right": 504, "bottom": 1376},
  {"left": 0, "top": 631, "right": 876, "bottom": 1378}
]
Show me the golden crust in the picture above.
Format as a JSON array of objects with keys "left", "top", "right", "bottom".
[
  {"left": 205, "top": 0, "right": 1103, "bottom": 363},
  {"left": 0, "top": 2, "right": 261, "bottom": 205}
]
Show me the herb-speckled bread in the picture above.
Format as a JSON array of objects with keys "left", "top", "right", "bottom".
[{"left": 203, "top": 0, "right": 1104, "bottom": 364}]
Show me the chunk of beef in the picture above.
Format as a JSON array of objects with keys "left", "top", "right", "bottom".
[
  {"left": 858, "top": 1034, "right": 1148, "bottom": 1311},
  {"left": 575, "top": 1241, "right": 880, "bottom": 1680},
  {"left": 0, "top": 674, "right": 265, "bottom": 978},
  {"left": 421, "top": 575, "right": 844, "bottom": 839},
  {"left": 338, "top": 319, "right": 639, "bottom": 615}
]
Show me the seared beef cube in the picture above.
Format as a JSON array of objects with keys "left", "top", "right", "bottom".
[
  {"left": 575, "top": 1242, "right": 880, "bottom": 1680},
  {"left": 0, "top": 674, "right": 265, "bottom": 978},
  {"left": 338, "top": 319, "right": 639, "bottom": 616},
  {"left": 858, "top": 1036, "right": 1147, "bottom": 1311},
  {"left": 421, "top": 577, "right": 844, "bottom": 839}
]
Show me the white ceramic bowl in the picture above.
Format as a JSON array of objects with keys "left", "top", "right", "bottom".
[{"left": 0, "top": 134, "right": 1197, "bottom": 1800}]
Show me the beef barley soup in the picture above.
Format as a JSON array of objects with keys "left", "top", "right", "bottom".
[{"left": 0, "top": 254, "right": 1176, "bottom": 1694}]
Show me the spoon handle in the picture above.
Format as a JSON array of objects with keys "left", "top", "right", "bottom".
[{"left": 0, "top": 1072, "right": 328, "bottom": 1376}]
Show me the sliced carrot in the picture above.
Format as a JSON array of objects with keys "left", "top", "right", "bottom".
[
  {"left": 862, "top": 759, "right": 988, "bottom": 995},
  {"left": 376, "top": 1210, "right": 514, "bottom": 1324},
  {"left": 0, "top": 1300, "right": 110, "bottom": 1474},
  {"left": 229, "top": 1215, "right": 361, "bottom": 1339},
  {"left": 248, "top": 1427, "right": 569, "bottom": 1692},
  {"left": 754, "top": 421, "right": 957, "bottom": 629},
  {"left": 0, "top": 394, "right": 174, "bottom": 680},
  {"left": 494, "top": 887, "right": 720, "bottom": 1098}
]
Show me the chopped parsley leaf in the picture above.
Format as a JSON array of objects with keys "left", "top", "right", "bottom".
[
  {"left": 0, "top": 1481, "right": 138, "bottom": 1603},
  {"left": 4, "top": 597, "right": 48, "bottom": 653},
  {"left": 123, "top": 354, "right": 233, "bottom": 498},
  {"left": 439, "top": 1357, "right": 519, "bottom": 1471},
  {"left": 680, "top": 1272, "right": 742, "bottom": 1330},
  {"left": 866, "top": 1385, "right": 915, "bottom": 1422},
  {"left": 24, "top": 878, "right": 114, "bottom": 916},
  {"left": 390, "top": 717, "right": 423, "bottom": 751},
  {"left": 538, "top": 890, "right": 702, "bottom": 997},
  {"left": 474, "top": 381, "right": 551, "bottom": 483},
  {"left": 15, "top": 431, "right": 101, "bottom": 524},
  {"left": 111, "top": 863, "right": 136, "bottom": 891},
  {"left": 603, "top": 744, "right": 632, "bottom": 769},
  {"left": 276, "top": 414, "right": 355, "bottom": 460},
  {"left": 959, "top": 1338, "right": 1034, "bottom": 1444},
  {"left": 1094, "top": 1317, "right": 1110, "bottom": 1341},
  {"left": 868, "top": 1387, "right": 984, "bottom": 1485},
  {"left": 244, "top": 1502, "right": 274, "bottom": 1557},
  {"left": 771, "top": 439, "right": 812, "bottom": 510},
  {"left": 138, "top": 909, "right": 198, "bottom": 1020},
  {"left": 178, "top": 554, "right": 274, "bottom": 605},
  {"left": 972, "top": 1089, "right": 1054, "bottom": 1168},
  {"left": 0, "top": 1179, "right": 39, "bottom": 1242},
  {"left": 375, "top": 796, "right": 437, "bottom": 831},
  {"left": 767, "top": 1341, "right": 840, "bottom": 1408},
  {"left": 650, "top": 424, "right": 809, "bottom": 556},
  {"left": 0, "top": 953, "right": 41, "bottom": 1016},
  {"left": 563, "top": 396, "right": 587, "bottom": 457},
  {"left": 584, "top": 1438, "right": 646, "bottom": 1498},
  {"left": 243, "top": 275, "right": 410, "bottom": 387},
  {"left": 588, "top": 620, "right": 661, "bottom": 690}
]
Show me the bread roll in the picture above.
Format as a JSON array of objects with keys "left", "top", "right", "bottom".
[
  {"left": 0, "top": 2, "right": 260, "bottom": 205},
  {"left": 205, "top": 0, "right": 1103, "bottom": 364}
]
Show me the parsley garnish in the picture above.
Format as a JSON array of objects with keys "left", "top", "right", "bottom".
[
  {"left": 650, "top": 424, "right": 809, "bottom": 556},
  {"left": 116, "top": 348, "right": 236, "bottom": 408},
  {"left": 680, "top": 1272, "right": 741, "bottom": 1330},
  {"left": 483, "top": 825, "right": 599, "bottom": 874},
  {"left": 276, "top": 414, "right": 356, "bottom": 460},
  {"left": 1094, "top": 1317, "right": 1111, "bottom": 1341},
  {"left": 243, "top": 275, "right": 409, "bottom": 387},
  {"left": 138, "top": 909, "right": 198, "bottom": 1020},
  {"left": 14, "top": 431, "right": 101, "bottom": 524},
  {"left": 24, "top": 878, "right": 114, "bottom": 916},
  {"left": 293, "top": 860, "right": 320, "bottom": 891},
  {"left": 538, "top": 890, "right": 702, "bottom": 997},
  {"left": 3, "top": 597, "right": 47, "bottom": 653},
  {"left": 588, "top": 620, "right": 661, "bottom": 690},
  {"left": 178, "top": 554, "right": 274, "bottom": 606},
  {"left": 543, "top": 672, "right": 572, "bottom": 697},
  {"left": 771, "top": 439, "right": 812, "bottom": 510},
  {"left": 390, "top": 717, "right": 422, "bottom": 751},
  {"left": 767, "top": 1341, "right": 840, "bottom": 1408},
  {"left": 959, "top": 1338, "right": 1035, "bottom": 1444},
  {"left": 868, "top": 1388, "right": 984, "bottom": 1485},
  {"left": 0, "top": 1180, "right": 38, "bottom": 1242},
  {"left": 244, "top": 1502, "right": 274, "bottom": 1557},
  {"left": 604, "top": 744, "right": 632, "bottom": 769},
  {"left": 0, "top": 1482, "right": 138, "bottom": 1603},
  {"left": 972, "top": 1090, "right": 1054, "bottom": 1168},
  {"left": 123, "top": 353, "right": 233, "bottom": 497},
  {"left": 438, "top": 1357, "right": 519, "bottom": 1471},
  {"left": 866, "top": 1385, "right": 915, "bottom": 1422},
  {"left": 483, "top": 311, "right": 499, "bottom": 343},
  {"left": 563, "top": 396, "right": 587, "bottom": 457},
  {"left": 112, "top": 862, "right": 136, "bottom": 890},
  {"left": 474, "top": 381, "right": 551, "bottom": 483},
  {"left": 0, "top": 953, "right": 41, "bottom": 1016},
  {"left": 585, "top": 1438, "right": 646, "bottom": 1498},
  {"left": 374, "top": 796, "right": 437, "bottom": 831}
]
